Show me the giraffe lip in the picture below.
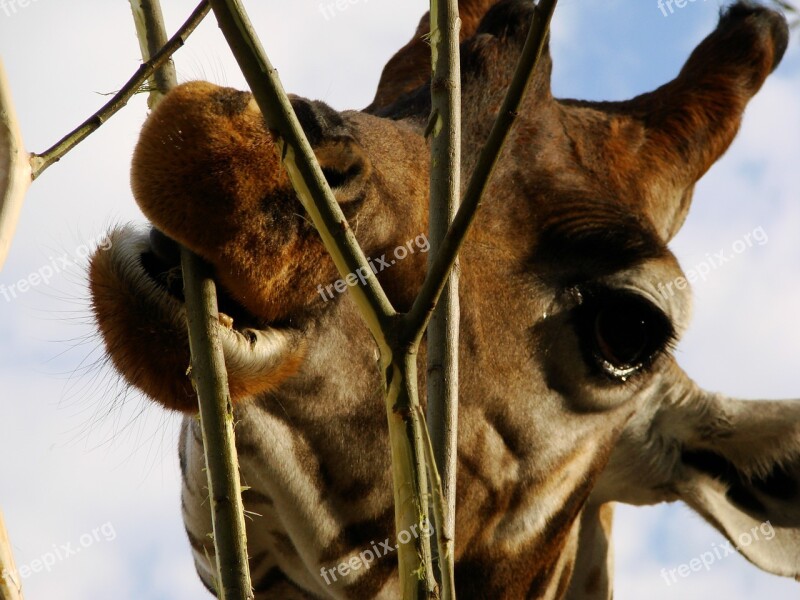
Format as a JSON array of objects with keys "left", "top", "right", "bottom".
[
  {"left": 138, "top": 227, "right": 264, "bottom": 331},
  {"left": 138, "top": 247, "right": 185, "bottom": 302},
  {"left": 149, "top": 227, "right": 181, "bottom": 267},
  {"left": 92, "top": 225, "right": 305, "bottom": 404}
]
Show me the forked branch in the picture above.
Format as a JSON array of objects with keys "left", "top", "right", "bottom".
[
  {"left": 204, "top": 0, "right": 558, "bottom": 597},
  {"left": 29, "top": 1, "right": 210, "bottom": 181},
  {"left": 405, "top": 0, "right": 558, "bottom": 337},
  {"left": 1, "top": 2, "right": 208, "bottom": 269},
  {"left": 204, "top": 1, "right": 445, "bottom": 596}
]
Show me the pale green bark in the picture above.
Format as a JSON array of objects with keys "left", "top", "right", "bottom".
[
  {"left": 427, "top": 3, "right": 462, "bottom": 591},
  {"left": 128, "top": 2, "right": 253, "bottom": 598}
]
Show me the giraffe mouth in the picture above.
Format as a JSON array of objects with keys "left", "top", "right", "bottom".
[
  {"left": 90, "top": 224, "right": 305, "bottom": 408},
  {"left": 139, "top": 227, "right": 265, "bottom": 332}
]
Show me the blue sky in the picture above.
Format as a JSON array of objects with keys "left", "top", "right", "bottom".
[{"left": 0, "top": 1, "right": 798, "bottom": 599}]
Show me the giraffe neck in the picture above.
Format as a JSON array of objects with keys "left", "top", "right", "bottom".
[{"left": 567, "top": 503, "right": 615, "bottom": 600}]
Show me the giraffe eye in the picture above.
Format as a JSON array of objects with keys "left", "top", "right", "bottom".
[{"left": 575, "top": 289, "right": 674, "bottom": 380}]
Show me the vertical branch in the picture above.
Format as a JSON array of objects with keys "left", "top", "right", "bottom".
[
  {"left": 384, "top": 353, "right": 437, "bottom": 597},
  {"left": 128, "top": 0, "right": 176, "bottom": 97},
  {"left": 128, "top": 2, "right": 252, "bottom": 599},
  {"left": 129, "top": 0, "right": 180, "bottom": 108},
  {"left": 180, "top": 250, "right": 253, "bottom": 600},
  {"left": 405, "top": 0, "right": 559, "bottom": 336},
  {"left": 0, "top": 509, "right": 23, "bottom": 600},
  {"left": 427, "top": 0, "right": 461, "bottom": 582},
  {"left": 0, "top": 59, "right": 32, "bottom": 271}
]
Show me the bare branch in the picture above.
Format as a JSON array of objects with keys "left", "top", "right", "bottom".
[
  {"left": 129, "top": 0, "right": 180, "bottom": 109},
  {"left": 426, "top": 0, "right": 461, "bottom": 594},
  {"left": 203, "top": 1, "right": 449, "bottom": 596},
  {"left": 180, "top": 248, "right": 254, "bottom": 600},
  {"left": 127, "top": 2, "right": 253, "bottom": 599},
  {"left": 29, "top": 1, "right": 210, "bottom": 180},
  {"left": 205, "top": 0, "right": 396, "bottom": 353},
  {"left": 0, "top": 60, "right": 31, "bottom": 270}
]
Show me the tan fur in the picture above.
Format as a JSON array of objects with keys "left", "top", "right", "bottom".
[{"left": 89, "top": 2, "right": 797, "bottom": 598}]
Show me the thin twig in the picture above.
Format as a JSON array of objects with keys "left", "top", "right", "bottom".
[
  {"left": 29, "top": 0, "right": 210, "bottom": 180},
  {"left": 127, "top": 2, "right": 253, "bottom": 599},
  {"left": 426, "top": 0, "right": 461, "bottom": 595},
  {"left": 404, "top": 0, "right": 558, "bottom": 337}
]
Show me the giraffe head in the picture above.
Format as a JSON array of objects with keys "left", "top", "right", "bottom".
[{"left": 89, "top": 1, "right": 799, "bottom": 597}]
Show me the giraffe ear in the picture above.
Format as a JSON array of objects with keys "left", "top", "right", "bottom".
[
  {"left": 559, "top": 4, "right": 788, "bottom": 241},
  {"left": 594, "top": 372, "right": 800, "bottom": 579},
  {"left": 368, "top": 0, "right": 502, "bottom": 112},
  {"left": 637, "top": 3, "right": 787, "bottom": 176}
]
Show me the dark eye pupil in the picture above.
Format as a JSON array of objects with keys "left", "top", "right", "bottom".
[
  {"left": 574, "top": 288, "right": 673, "bottom": 379},
  {"left": 594, "top": 305, "right": 649, "bottom": 367}
]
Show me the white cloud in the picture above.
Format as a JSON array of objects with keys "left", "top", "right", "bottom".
[{"left": 670, "top": 45, "right": 800, "bottom": 397}]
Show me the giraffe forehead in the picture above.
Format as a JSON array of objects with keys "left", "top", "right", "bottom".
[{"left": 531, "top": 198, "right": 665, "bottom": 272}]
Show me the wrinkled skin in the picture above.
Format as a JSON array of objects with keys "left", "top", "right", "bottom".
[{"left": 89, "top": 2, "right": 800, "bottom": 598}]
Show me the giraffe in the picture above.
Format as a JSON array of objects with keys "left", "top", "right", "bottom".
[{"left": 88, "top": 1, "right": 800, "bottom": 598}]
